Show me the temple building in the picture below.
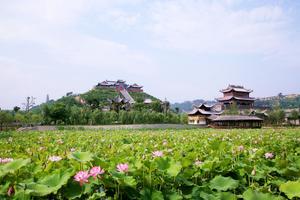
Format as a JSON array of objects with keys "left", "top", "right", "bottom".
[
  {"left": 127, "top": 83, "right": 143, "bottom": 92},
  {"left": 95, "top": 80, "right": 143, "bottom": 93},
  {"left": 210, "top": 115, "right": 263, "bottom": 128},
  {"left": 188, "top": 104, "right": 223, "bottom": 125},
  {"left": 217, "top": 85, "right": 255, "bottom": 109},
  {"left": 96, "top": 80, "right": 127, "bottom": 89}
]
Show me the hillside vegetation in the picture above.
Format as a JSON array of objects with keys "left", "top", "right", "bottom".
[
  {"left": 255, "top": 94, "right": 300, "bottom": 109},
  {"left": 0, "top": 88, "right": 186, "bottom": 128}
]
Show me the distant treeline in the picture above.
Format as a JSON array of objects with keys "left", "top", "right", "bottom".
[
  {"left": 172, "top": 94, "right": 300, "bottom": 112},
  {"left": 254, "top": 95, "right": 300, "bottom": 109},
  {"left": 42, "top": 104, "right": 187, "bottom": 125},
  {"left": 0, "top": 104, "right": 187, "bottom": 130}
]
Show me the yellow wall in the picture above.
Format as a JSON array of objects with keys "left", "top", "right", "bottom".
[{"left": 188, "top": 115, "right": 207, "bottom": 125}]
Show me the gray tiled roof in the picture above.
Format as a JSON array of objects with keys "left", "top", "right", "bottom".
[
  {"left": 220, "top": 85, "right": 253, "bottom": 93},
  {"left": 217, "top": 96, "right": 255, "bottom": 101},
  {"left": 212, "top": 115, "right": 263, "bottom": 121}
]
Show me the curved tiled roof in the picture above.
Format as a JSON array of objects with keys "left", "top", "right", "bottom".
[
  {"left": 188, "top": 108, "right": 223, "bottom": 116},
  {"left": 220, "top": 85, "right": 253, "bottom": 93},
  {"left": 212, "top": 115, "right": 263, "bottom": 122},
  {"left": 217, "top": 96, "right": 255, "bottom": 102},
  {"left": 129, "top": 83, "right": 143, "bottom": 88}
]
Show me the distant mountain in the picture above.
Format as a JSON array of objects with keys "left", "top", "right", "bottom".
[
  {"left": 172, "top": 93, "right": 300, "bottom": 113},
  {"left": 171, "top": 99, "right": 216, "bottom": 113},
  {"left": 255, "top": 94, "right": 300, "bottom": 109}
]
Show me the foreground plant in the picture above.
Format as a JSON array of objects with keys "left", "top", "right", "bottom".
[
  {"left": 74, "top": 171, "right": 90, "bottom": 186},
  {"left": 0, "top": 129, "right": 299, "bottom": 199},
  {"left": 116, "top": 163, "right": 129, "bottom": 173}
]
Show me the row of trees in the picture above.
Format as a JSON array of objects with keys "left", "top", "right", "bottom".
[
  {"left": 0, "top": 106, "right": 187, "bottom": 131},
  {"left": 42, "top": 103, "right": 187, "bottom": 125},
  {"left": 0, "top": 110, "right": 42, "bottom": 131}
]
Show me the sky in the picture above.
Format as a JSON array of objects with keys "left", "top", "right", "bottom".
[{"left": 1, "top": 0, "right": 300, "bottom": 109}]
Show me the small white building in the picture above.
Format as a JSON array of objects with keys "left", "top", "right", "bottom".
[{"left": 188, "top": 104, "right": 222, "bottom": 125}]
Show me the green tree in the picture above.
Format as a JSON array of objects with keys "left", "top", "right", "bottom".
[
  {"left": 49, "top": 103, "right": 69, "bottom": 125},
  {"left": 30, "top": 113, "right": 43, "bottom": 125},
  {"left": 151, "top": 101, "right": 163, "bottom": 112},
  {"left": 268, "top": 108, "right": 285, "bottom": 125},
  {"left": 289, "top": 110, "right": 299, "bottom": 120},
  {"left": 224, "top": 102, "right": 239, "bottom": 115},
  {"left": 0, "top": 111, "right": 14, "bottom": 131},
  {"left": 13, "top": 106, "right": 21, "bottom": 113},
  {"left": 15, "top": 113, "right": 26, "bottom": 126},
  {"left": 91, "top": 109, "right": 104, "bottom": 125}
]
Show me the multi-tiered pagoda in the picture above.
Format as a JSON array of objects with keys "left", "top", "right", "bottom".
[{"left": 217, "top": 85, "right": 255, "bottom": 109}]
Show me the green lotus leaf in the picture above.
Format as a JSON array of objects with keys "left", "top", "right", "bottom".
[
  {"left": 141, "top": 188, "right": 164, "bottom": 200},
  {"left": 0, "top": 182, "right": 10, "bottom": 195},
  {"left": 69, "top": 152, "right": 93, "bottom": 162},
  {"left": 151, "top": 190, "right": 164, "bottom": 200},
  {"left": 279, "top": 181, "right": 300, "bottom": 199},
  {"left": 218, "top": 192, "right": 237, "bottom": 200},
  {"left": 156, "top": 157, "right": 170, "bottom": 171},
  {"left": 87, "top": 192, "right": 106, "bottom": 200},
  {"left": 64, "top": 181, "right": 83, "bottom": 199},
  {"left": 123, "top": 176, "right": 137, "bottom": 188},
  {"left": 243, "top": 189, "right": 283, "bottom": 200},
  {"left": 199, "top": 191, "right": 218, "bottom": 200},
  {"left": 25, "top": 169, "right": 74, "bottom": 196},
  {"left": 167, "top": 192, "right": 183, "bottom": 200},
  {"left": 209, "top": 176, "right": 239, "bottom": 191},
  {"left": 0, "top": 158, "right": 31, "bottom": 177},
  {"left": 25, "top": 183, "right": 51, "bottom": 196},
  {"left": 12, "top": 190, "right": 31, "bottom": 200},
  {"left": 167, "top": 159, "right": 182, "bottom": 177}
]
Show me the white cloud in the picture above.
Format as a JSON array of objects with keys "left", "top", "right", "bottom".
[
  {"left": 0, "top": 0, "right": 299, "bottom": 109},
  {"left": 98, "top": 10, "right": 140, "bottom": 31},
  {"left": 0, "top": 0, "right": 157, "bottom": 109},
  {"left": 147, "top": 0, "right": 290, "bottom": 55}
]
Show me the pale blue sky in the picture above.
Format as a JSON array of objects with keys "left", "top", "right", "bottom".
[{"left": 1, "top": 0, "right": 300, "bottom": 109}]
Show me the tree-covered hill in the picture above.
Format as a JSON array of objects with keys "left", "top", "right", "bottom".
[
  {"left": 254, "top": 94, "right": 300, "bottom": 109},
  {"left": 20, "top": 88, "right": 186, "bottom": 126},
  {"left": 34, "top": 88, "right": 159, "bottom": 111}
]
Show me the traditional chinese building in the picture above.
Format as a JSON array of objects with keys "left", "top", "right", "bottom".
[
  {"left": 210, "top": 115, "right": 263, "bottom": 128},
  {"left": 95, "top": 80, "right": 143, "bottom": 93},
  {"left": 217, "top": 85, "right": 255, "bottom": 109},
  {"left": 188, "top": 104, "right": 223, "bottom": 125},
  {"left": 96, "top": 80, "right": 128, "bottom": 89},
  {"left": 127, "top": 83, "right": 143, "bottom": 92}
]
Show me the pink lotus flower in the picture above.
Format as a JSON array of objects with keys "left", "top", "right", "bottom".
[
  {"left": 238, "top": 145, "right": 245, "bottom": 152},
  {"left": 0, "top": 158, "right": 13, "bottom": 164},
  {"left": 74, "top": 171, "right": 90, "bottom": 186},
  {"left": 194, "top": 160, "right": 203, "bottom": 166},
  {"left": 7, "top": 186, "right": 14, "bottom": 196},
  {"left": 48, "top": 156, "right": 62, "bottom": 162},
  {"left": 152, "top": 151, "right": 163, "bottom": 158},
  {"left": 117, "top": 163, "right": 129, "bottom": 173},
  {"left": 163, "top": 140, "right": 168, "bottom": 146},
  {"left": 265, "top": 152, "right": 274, "bottom": 159},
  {"left": 89, "top": 166, "right": 105, "bottom": 179}
]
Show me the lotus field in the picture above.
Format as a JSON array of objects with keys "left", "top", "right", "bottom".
[{"left": 0, "top": 128, "right": 300, "bottom": 199}]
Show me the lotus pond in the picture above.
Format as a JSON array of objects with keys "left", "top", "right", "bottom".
[{"left": 0, "top": 128, "right": 300, "bottom": 199}]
